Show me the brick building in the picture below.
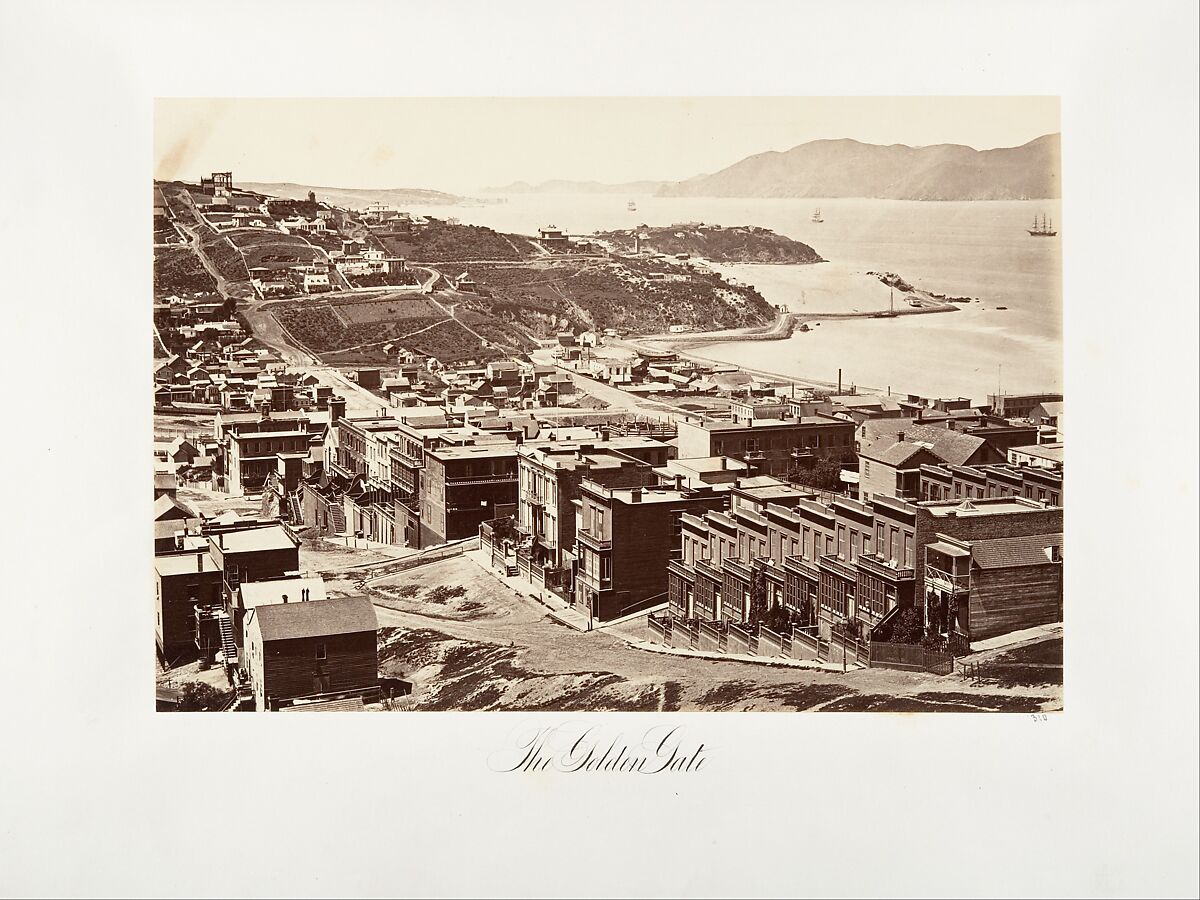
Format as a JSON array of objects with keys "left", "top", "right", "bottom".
[
  {"left": 154, "top": 551, "right": 222, "bottom": 660},
  {"left": 516, "top": 441, "right": 659, "bottom": 578},
  {"left": 575, "top": 481, "right": 729, "bottom": 622},
  {"left": 674, "top": 413, "right": 855, "bottom": 479},
  {"left": 420, "top": 443, "right": 519, "bottom": 547}
]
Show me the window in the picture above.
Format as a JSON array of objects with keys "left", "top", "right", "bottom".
[
  {"left": 864, "top": 461, "right": 871, "bottom": 476},
  {"left": 315, "top": 642, "right": 327, "bottom": 660},
  {"left": 600, "top": 555, "right": 611, "bottom": 582},
  {"left": 903, "top": 534, "right": 913, "bottom": 569}
]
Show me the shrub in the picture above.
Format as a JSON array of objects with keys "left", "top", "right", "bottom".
[
  {"left": 176, "top": 681, "right": 230, "bottom": 711},
  {"left": 426, "top": 585, "right": 467, "bottom": 604}
]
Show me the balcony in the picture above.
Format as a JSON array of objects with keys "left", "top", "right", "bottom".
[
  {"left": 576, "top": 527, "right": 611, "bottom": 550},
  {"left": 694, "top": 556, "right": 723, "bottom": 584},
  {"left": 784, "top": 554, "right": 819, "bottom": 581},
  {"left": 925, "top": 565, "right": 970, "bottom": 593},
  {"left": 724, "top": 558, "right": 753, "bottom": 583},
  {"left": 668, "top": 558, "right": 695, "bottom": 582},
  {"left": 446, "top": 473, "right": 517, "bottom": 486},
  {"left": 857, "top": 552, "right": 916, "bottom": 582},
  {"left": 819, "top": 553, "right": 857, "bottom": 582}
]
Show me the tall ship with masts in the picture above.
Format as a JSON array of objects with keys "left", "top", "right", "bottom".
[
  {"left": 811, "top": 207, "right": 823, "bottom": 223},
  {"left": 1027, "top": 213, "right": 1057, "bottom": 237}
]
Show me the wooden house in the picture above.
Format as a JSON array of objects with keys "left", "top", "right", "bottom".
[{"left": 243, "top": 596, "right": 379, "bottom": 711}]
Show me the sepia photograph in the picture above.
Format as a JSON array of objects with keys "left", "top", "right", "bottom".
[
  {"left": 153, "top": 97, "right": 1066, "bottom": 714},
  {"left": 4, "top": 2, "right": 1197, "bottom": 898}
]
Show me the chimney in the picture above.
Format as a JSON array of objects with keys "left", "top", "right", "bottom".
[
  {"left": 196, "top": 552, "right": 203, "bottom": 572},
  {"left": 600, "top": 428, "right": 611, "bottom": 441},
  {"left": 282, "top": 594, "right": 288, "bottom": 604},
  {"left": 674, "top": 473, "right": 684, "bottom": 491},
  {"left": 897, "top": 432, "right": 905, "bottom": 443},
  {"left": 630, "top": 487, "right": 642, "bottom": 503}
]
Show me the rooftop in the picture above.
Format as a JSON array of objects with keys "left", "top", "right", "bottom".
[
  {"left": 251, "top": 596, "right": 378, "bottom": 642},
  {"left": 1009, "top": 443, "right": 1065, "bottom": 462},
  {"left": 969, "top": 533, "right": 1064, "bottom": 569},
  {"left": 154, "top": 552, "right": 218, "bottom": 578},
  {"left": 690, "top": 414, "right": 849, "bottom": 432},
  {"left": 239, "top": 577, "right": 328, "bottom": 610},
  {"left": 923, "top": 497, "right": 1050, "bottom": 518},
  {"left": 210, "top": 524, "right": 299, "bottom": 554},
  {"left": 427, "top": 443, "right": 519, "bottom": 461}
]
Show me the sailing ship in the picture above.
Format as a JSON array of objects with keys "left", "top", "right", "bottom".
[
  {"left": 871, "top": 288, "right": 899, "bottom": 318},
  {"left": 627, "top": 200, "right": 637, "bottom": 212},
  {"left": 1027, "top": 214, "right": 1057, "bottom": 237},
  {"left": 811, "top": 207, "right": 823, "bottom": 223}
]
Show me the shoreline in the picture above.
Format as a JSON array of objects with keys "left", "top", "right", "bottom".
[{"left": 619, "top": 268, "right": 966, "bottom": 395}]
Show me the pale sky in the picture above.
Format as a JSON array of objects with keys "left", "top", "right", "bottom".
[{"left": 155, "top": 97, "right": 1060, "bottom": 195}]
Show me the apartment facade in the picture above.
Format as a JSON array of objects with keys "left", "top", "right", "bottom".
[
  {"left": 674, "top": 413, "right": 855, "bottom": 478},
  {"left": 574, "top": 482, "right": 728, "bottom": 622}
]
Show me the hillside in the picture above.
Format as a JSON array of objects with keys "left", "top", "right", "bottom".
[
  {"left": 595, "top": 223, "right": 824, "bottom": 264},
  {"left": 238, "top": 182, "right": 465, "bottom": 208},
  {"left": 657, "top": 134, "right": 1061, "bottom": 200},
  {"left": 485, "top": 179, "right": 670, "bottom": 195}
]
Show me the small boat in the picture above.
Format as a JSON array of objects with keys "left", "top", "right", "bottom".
[
  {"left": 996, "top": 306, "right": 1008, "bottom": 310},
  {"left": 627, "top": 200, "right": 637, "bottom": 212},
  {"left": 811, "top": 207, "right": 823, "bottom": 223},
  {"left": 798, "top": 323, "right": 811, "bottom": 333},
  {"left": 1027, "top": 213, "right": 1057, "bottom": 237}
]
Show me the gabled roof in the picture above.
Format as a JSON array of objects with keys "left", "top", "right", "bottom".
[
  {"left": 971, "top": 534, "right": 1063, "bottom": 569},
  {"left": 1035, "top": 401, "right": 1064, "bottom": 417},
  {"left": 866, "top": 440, "right": 939, "bottom": 467},
  {"left": 252, "top": 596, "right": 377, "bottom": 642},
  {"left": 154, "top": 494, "right": 195, "bottom": 521}
]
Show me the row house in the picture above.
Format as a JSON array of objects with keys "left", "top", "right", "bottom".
[{"left": 669, "top": 480, "right": 922, "bottom": 640}]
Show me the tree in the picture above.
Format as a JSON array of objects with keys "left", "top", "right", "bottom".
[
  {"left": 307, "top": 191, "right": 317, "bottom": 204},
  {"left": 747, "top": 569, "right": 769, "bottom": 626},
  {"left": 177, "top": 681, "right": 229, "bottom": 712},
  {"left": 790, "top": 453, "right": 848, "bottom": 492}
]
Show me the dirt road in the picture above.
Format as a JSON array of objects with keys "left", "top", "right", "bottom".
[{"left": 361, "top": 557, "right": 1062, "bottom": 713}]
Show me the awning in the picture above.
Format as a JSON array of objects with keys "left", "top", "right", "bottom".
[{"left": 926, "top": 541, "right": 970, "bottom": 558}]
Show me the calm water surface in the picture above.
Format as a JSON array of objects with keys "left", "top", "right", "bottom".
[{"left": 406, "top": 194, "right": 1062, "bottom": 402}]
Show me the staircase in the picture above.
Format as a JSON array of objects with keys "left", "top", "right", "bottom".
[
  {"left": 217, "top": 615, "right": 238, "bottom": 667},
  {"left": 505, "top": 561, "right": 518, "bottom": 577},
  {"left": 327, "top": 504, "right": 347, "bottom": 535},
  {"left": 287, "top": 494, "right": 304, "bottom": 524}
]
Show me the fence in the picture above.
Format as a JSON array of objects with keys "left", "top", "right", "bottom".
[
  {"left": 643, "top": 616, "right": 870, "bottom": 667},
  {"left": 868, "top": 641, "right": 953, "bottom": 675},
  {"left": 373, "top": 537, "right": 479, "bottom": 577}
]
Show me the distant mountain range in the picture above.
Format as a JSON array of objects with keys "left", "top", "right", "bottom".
[
  {"left": 484, "top": 179, "right": 671, "bottom": 196},
  {"left": 656, "top": 134, "right": 1061, "bottom": 201},
  {"left": 238, "top": 182, "right": 465, "bottom": 207}
]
